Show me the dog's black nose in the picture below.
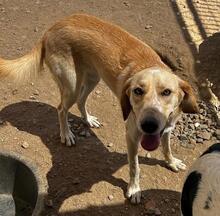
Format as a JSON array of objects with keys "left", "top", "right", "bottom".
[{"left": 141, "top": 117, "right": 158, "bottom": 134}]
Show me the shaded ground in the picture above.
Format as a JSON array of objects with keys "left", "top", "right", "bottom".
[{"left": 0, "top": 0, "right": 219, "bottom": 215}]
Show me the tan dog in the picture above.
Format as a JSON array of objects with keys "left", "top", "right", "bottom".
[{"left": 0, "top": 14, "right": 198, "bottom": 203}]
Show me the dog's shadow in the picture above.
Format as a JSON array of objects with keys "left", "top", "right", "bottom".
[{"left": 0, "top": 101, "right": 168, "bottom": 214}]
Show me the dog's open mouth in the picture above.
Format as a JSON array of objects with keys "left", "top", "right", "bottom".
[
  {"left": 141, "top": 134, "right": 160, "bottom": 151},
  {"left": 140, "top": 129, "right": 164, "bottom": 151}
]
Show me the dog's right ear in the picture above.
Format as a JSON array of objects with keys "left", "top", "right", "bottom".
[{"left": 120, "top": 81, "right": 132, "bottom": 121}]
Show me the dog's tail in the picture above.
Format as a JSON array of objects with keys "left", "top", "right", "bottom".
[{"left": 0, "top": 41, "right": 45, "bottom": 82}]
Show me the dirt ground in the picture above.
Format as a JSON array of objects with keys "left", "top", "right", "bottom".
[{"left": 0, "top": 0, "right": 219, "bottom": 216}]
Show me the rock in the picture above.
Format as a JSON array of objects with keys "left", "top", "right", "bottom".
[
  {"left": 145, "top": 25, "right": 152, "bottom": 30},
  {"left": 164, "top": 198, "right": 169, "bottom": 203},
  {"left": 171, "top": 208, "right": 175, "bottom": 213},
  {"left": 194, "top": 122, "right": 200, "bottom": 128},
  {"left": 179, "top": 135, "right": 188, "bottom": 141},
  {"left": 123, "top": 1, "right": 130, "bottom": 7},
  {"left": 155, "top": 208, "right": 162, "bottom": 215},
  {"left": 214, "top": 129, "right": 220, "bottom": 138},
  {"left": 146, "top": 152, "right": 151, "bottom": 158},
  {"left": 45, "top": 199, "right": 53, "bottom": 207},
  {"left": 21, "top": 141, "right": 29, "bottom": 149},
  {"left": 72, "top": 178, "right": 80, "bottom": 185},
  {"left": 197, "top": 131, "right": 211, "bottom": 140},
  {"left": 107, "top": 142, "right": 113, "bottom": 147},
  {"left": 188, "top": 124, "right": 195, "bottom": 130},
  {"left": 196, "top": 138, "right": 203, "bottom": 143},
  {"left": 79, "top": 130, "right": 86, "bottom": 137},
  {"left": 200, "top": 124, "right": 208, "bottom": 130},
  {"left": 0, "top": 119, "right": 6, "bottom": 127},
  {"left": 34, "top": 27, "right": 38, "bottom": 32},
  {"left": 29, "top": 95, "right": 36, "bottom": 100},
  {"left": 85, "top": 131, "right": 91, "bottom": 137},
  {"left": 33, "top": 90, "right": 39, "bottom": 95},
  {"left": 95, "top": 90, "right": 101, "bottom": 95},
  {"left": 145, "top": 207, "right": 161, "bottom": 215},
  {"left": 144, "top": 200, "right": 156, "bottom": 209},
  {"left": 12, "top": 89, "right": 18, "bottom": 95},
  {"left": 108, "top": 194, "right": 114, "bottom": 201}
]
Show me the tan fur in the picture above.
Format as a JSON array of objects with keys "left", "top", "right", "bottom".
[{"left": 0, "top": 14, "right": 198, "bottom": 204}]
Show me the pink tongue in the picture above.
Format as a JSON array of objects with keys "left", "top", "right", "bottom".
[{"left": 141, "top": 134, "right": 160, "bottom": 151}]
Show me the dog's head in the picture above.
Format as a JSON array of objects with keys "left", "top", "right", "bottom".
[{"left": 121, "top": 67, "right": 199, "bottom": 151}]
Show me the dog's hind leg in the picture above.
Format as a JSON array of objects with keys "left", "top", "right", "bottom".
[
  {"left": 46, "top": 55, "right": 83, "bottom": 146},
  {"left": 77, "top": 65, "right": 101, "bottom": 128}
]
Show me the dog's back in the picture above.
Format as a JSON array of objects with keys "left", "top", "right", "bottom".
[{"left": 181, "top": 143, "right": 220, "bottom": 216}]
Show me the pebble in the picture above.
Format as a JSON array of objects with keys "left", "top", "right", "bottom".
[
  {"left": 34, "top": 27, "right": 38, "bottom": 32},
  {"left": 197, "top": 131, "right": 211, "bottom": 140},
  {"left": 79, "top": 130, "right": 86, "bottom": 137},
  {"left": 107, "top": 142, "right": 113, "bottom": 147},
  {"left": 12, "top": 89, "right": 18, "bottom": 95},
  {"left": 29, "top": 95, "right": 37, "bottom": 100},
  {"left": 194, "top": 122, "right": 200, "bottom": 128},
  {"left": 21, "top": 141, "right": 29, "bottom": 149},
  {"left": 146, "top": 152, "right": 151, "bottom": 158},
  {"left": 145, "top": 199, "right": 156, "bottom": 209},
  {"left": 179, "top": 135, "right": 188, "bottom": 141},
  {"left": 108, "top": 194, "right": 114, "bottom": 201},
  {"left": 33, "top": 90, "right": 39, "bottom": 95},
  {"left": 145, "top": 25, "right": 152, "bottom": 30},
  {"left": 95, "top": 90, "right": 101, "bottom": 95},
  {"left": 45, "top": 199, "right": 53, "bottom": 207}
]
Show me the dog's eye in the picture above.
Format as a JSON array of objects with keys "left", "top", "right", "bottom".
[
  {"left": 133, "top": 87, "right": 144, "bottom": 96},
  {"left": 161, "top": 89, "right": 171, "bottom": 96}
]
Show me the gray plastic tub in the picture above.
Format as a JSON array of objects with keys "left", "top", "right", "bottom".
[{"left": 0, "top": 151, "right": 46, "bottom": 216}]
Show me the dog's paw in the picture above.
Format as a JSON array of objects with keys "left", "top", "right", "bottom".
[
  {"left": 86, "top": 115, "right": 101, "bottom": 128},
  {"left": 60, "top": 130, "right": 76, "bottom": 147},
  {"left": 167, "top": 157, "right": 186, "bottom": 172},
  {"left": 126, "top": 185, "right": 141, "bottom": 204}
]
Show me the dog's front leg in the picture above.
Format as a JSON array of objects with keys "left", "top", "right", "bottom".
[
  {"left": 162, "top": 131, "right": 186, "bottom": 172},
  {"left": 125, "top": 114, "right": 141, "bottom": 204}
]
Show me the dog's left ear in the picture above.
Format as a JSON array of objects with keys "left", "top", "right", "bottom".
[
  {"left": 120, "top": 81, "right": 132, "bottom": 121},
  {"left": 179, "top": 79, "right": 199, "bottom": 113}
]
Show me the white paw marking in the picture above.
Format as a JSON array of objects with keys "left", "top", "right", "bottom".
[
  {"left": 60, "top": 130, "right": 76, "bottom": 147},
  {"left": 126, "top": 185, "right": 141, "bottom": 204},
  {"left": 168, "top": 157, "right": 186, "bottom": 172},
  {"left": 86, "top": 115, "right": 101, "bottom": 128}
]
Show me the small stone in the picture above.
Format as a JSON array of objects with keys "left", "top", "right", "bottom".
[
  {"left": 196, "top": 138, "right": 203, "bottom": 143},
  {"left": 179, "top": 135, "right": 188, "bottom": 141},
  {"left": 21, "top": 141, "right": 29, "bottom": 149},
  {"left": 95, "top": 90, "right": 101, "bottom": 95},
  {"left": 155, "top": 208, "right": 161, "bottom": 215},
  {"left": 194, "top": 122, "right": 200, "bottom": 128},
  {"left": 12, "top": 89, "right": 18, "bottom": 95},
  {"left": 164, "top": 198, "right": 169, "bottom": 203},
  {"left": 107, "top": 142, "right": 113, "bottom": 147},
  {"left": 33, "top": 90, "right": 39, "bottom": 95},
  {"left": 171, "top": 208, "right": 175, "bottom": 213},
  {"left": 146, "top": 152, "right": 151, "bottom": 158},
  {"left": 145, "top": 24, "right": 152, "bottom": 30},
  {"left": 34, "top": 27, "right": 38, "bottom": 32},
  {"left": 144, "top": 200, "right": 156, "bottom": 209},
  {"left": 45, "top": 199, "right": 53, "bottom": 207},
  {"left": 72, "top": 178, "right": 80, "bottom": 185},
  {"left": 188, "top": 124, "right": 195, "bottom": 130},
  {"left": 214, "top": 129, "right": 220, "bottom": 139},
  {"left": 79, "top": 130, "right": 87, "bottom": 137},
  {"left": 85, "top": 131, "right": 91, "bottom": 137},
  {"left": 197, "top": 131, "right": 211, "bottom": 140},
  {"left": 29, "top": 95, "right": 36, "bottom": 100},
  {"left": 200, "top": 124, "right": 208, "bottom": 130},
  {"left": 123, "top": 1, "right": 130, "bottom": 7},
  {"left": 108, "top": 194, "right": 114, "bottom": 201}
]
